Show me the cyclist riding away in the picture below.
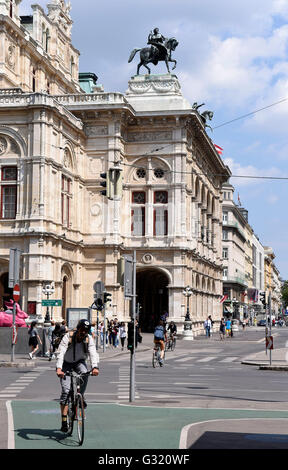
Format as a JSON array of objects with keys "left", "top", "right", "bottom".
[
  {"left": 153, "top": 320, "right": 167, "bottom": 366},
  {"left": 56, "top": 319, "right": 99, "bottom": 432}
]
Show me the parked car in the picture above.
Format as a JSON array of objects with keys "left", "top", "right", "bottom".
[
  {"left": 257, "top": 319, "right": 266, "bottom": 326},
  {"left": 232, "top": 319, "right": 239, "bottom": 332}
]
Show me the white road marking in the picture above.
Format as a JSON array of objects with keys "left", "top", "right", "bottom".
[
  {"left": 197, "top": 357, "right": 217, "bottom": 362},
  {"left": 219, "top": 357, "right": 238, "bottom": 362}
]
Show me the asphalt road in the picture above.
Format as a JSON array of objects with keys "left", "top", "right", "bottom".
[{"left": 2, "top": 326, "right": 288, "bottom": 450}]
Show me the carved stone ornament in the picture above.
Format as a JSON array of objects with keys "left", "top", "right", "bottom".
[
  {"left": 85, "top": 125, "right": 108, "bottom": 137},
  {"left": 0, "top": 137, "right": 8, "bottom": 155},
  {"left": 6, "top": 43, "right": 16, "bottom": 70},
  {"left": 63, "top": 148, "right": 72, "bottom": 169},
  {"left": 127, "top": 131, "right": 172, "bottom": 142},
  {"left": 142, "top": 253, "right": 153, "bottom": 264},
  {"left": 127, "top": 77, "right": 181, "bottom": 95}
]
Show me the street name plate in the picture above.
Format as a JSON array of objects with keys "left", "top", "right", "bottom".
[{"left": 42, "top": 299, "right": 62, "bottom": 307}]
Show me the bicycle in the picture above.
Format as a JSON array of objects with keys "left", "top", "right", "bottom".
[
  {"left": 152, "top": 343, "right": 165, "bottom": 367},
  {"left": 64, "top": 370, "right": 92, "bottom": 446},
  {"left": 165, "top": 334, "right": 177, "bottom": 351},
  {"left": 165, "top": 334, "right": 176, "bottom": 351}
]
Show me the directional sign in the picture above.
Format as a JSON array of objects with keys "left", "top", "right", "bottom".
[
  {"left": 13, "top": 284, "right": 20, "bottom": 302},
  {"left": 266, "top": 335, "right": 273, "bottom": 350},
  {"left": 41, "top": 299, "right": 62, "bottom": 307}
]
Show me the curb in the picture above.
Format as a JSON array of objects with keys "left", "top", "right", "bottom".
[
  {"left": 0, "top": 361, "right": 36, "bottom": 368},
  {"left": 0, "top": 347, "right": 151, "bottom": 368},
  {"left": 241, "top": 360, "right": 288, "bottom": 370}
]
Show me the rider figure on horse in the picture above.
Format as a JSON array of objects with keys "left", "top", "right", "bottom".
[{"left": 148, "top": 28, "right": 168, "bottom": 59}]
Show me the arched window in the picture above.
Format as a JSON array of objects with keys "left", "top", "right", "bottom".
[
  {"left": 70, "top": 56, "right": 75, "bottom": 77},
  {"left": 153, "top": 191, "right": 168, "bottom": 236},
  {"left": 61, "top": 174, "right": 72, "bottom": 227},
  {"left": 45, "top": 28, "right": 50, "bottom": 53},
  {"left": 9, "top": 0, "right": 13, "bottom": 18},
  {"left": 32, "top": 67, "right": 36, "bottom": 92}
]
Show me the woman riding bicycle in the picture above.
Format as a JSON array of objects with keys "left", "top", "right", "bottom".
[
  {"left": 56, "top": 319, "right": 99, "bottom": 432},
  {"left": 153, "top": 320, "right": 167, "bottom": 366}
]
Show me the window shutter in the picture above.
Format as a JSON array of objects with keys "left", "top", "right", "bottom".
[
  {"left": 154, "top": 207, "right": 167, "bottom": 236},
  {"left": 132, "top": 207, "right": 145, "bottom": 236}
]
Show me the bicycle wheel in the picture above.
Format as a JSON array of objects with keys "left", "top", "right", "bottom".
[
  {"left": 75, "top": 393, "right": 85, "bottom": 446},
  {"left": 152, "top": 350, "right": 157, "bottom": 368},
  {"left": 165, "top": 340, "right": 169, "bottom": 351},
  {"left": 67, "top": 395, "right": 75, "bottom": 436},
  {"left": 171, "top": 337, "right": 176, "bottom": 351}
]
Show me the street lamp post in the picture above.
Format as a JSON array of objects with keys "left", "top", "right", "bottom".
[
  {"left": 42, "top": 282, "right": 55, "bottom": 325},
  {"left": 182, "top": 285, "right": 193, "bottom": 340}
]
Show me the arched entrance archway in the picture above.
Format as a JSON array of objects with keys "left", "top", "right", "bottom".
[
  {"left": 61, "top": 264, "right": 73, "bottom": 320},
  {"left": 136, "top": 268, "right": 169, "bottom": 332}
]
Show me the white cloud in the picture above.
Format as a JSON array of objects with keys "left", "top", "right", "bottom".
[{"left": 223, "top": 157, "right": 284, "bottom": 187}]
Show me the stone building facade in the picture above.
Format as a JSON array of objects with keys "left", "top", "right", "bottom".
[{"left": 0, "top": 0, "right": 230, "bottom": 334}]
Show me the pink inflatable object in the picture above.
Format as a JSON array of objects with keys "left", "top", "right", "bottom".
[{"left": 0, "top": 300, "right": 28, "bottom": 327}]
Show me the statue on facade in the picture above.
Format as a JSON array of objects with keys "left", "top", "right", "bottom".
[
  {"left": 200, "top": 110, "right": 214, "bottom": 132},
  {"left": 128, "top": 28, "right": 178, "bottom": 75}
]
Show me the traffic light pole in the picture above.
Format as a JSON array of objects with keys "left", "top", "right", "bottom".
[
  {"left": 103, "top": 302, "right": 106, "bottom": 353},
  {"left": 129, "top": 250, "right": 137, "bottom": 403},
  {"left": 269, "top": 292, "right": 272, "bottom": 366}
]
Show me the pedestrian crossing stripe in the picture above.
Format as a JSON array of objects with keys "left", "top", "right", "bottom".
[{"left": 174, "top": 356, "right": 238, "bottom": 363}]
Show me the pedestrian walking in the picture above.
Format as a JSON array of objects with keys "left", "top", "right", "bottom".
[
  {"left": 108, "top": 320, "right": 113, "bottom": 346},
  {"left": 225, "top": 317, "right": 232, "bottom": 337},
  {"left": 111, "top": 319, "right": 119, "bottom": 348},
  {"left": 119, "top": 322, "right": 127, "bottom": 351},
  {"left": 47, "top": 320, "right": 55, "bottom": 359},
  {"left": 219, "top": 318, "right": 226, "bottom": 340},
  {"left": 99, "top": 321, "right": 104, "bottom": 345},
  {"left": 204, "top": 317, "right": 211, "bottom": 338},
  {"left": 208, "top": 315, "right": 214, "bottom": 336},
  {"left": 90, "top": 321, "right": 97, "bottom": 342},
  {"left": 28, "top": 321, "right": 42, "bottom": 359}
]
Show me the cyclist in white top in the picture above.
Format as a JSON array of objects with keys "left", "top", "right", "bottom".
[{"left": 56, "top": 319, "right": 99, "bottom": 432}]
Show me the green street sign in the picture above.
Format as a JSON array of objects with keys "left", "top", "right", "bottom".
[{"left": 42, "top": 299, "right": 62, "bottom": 307}]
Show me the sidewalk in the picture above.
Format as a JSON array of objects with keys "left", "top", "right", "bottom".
[
  {"left": 0, "top": 334, "right": 152, "bottom": 368},
  {"left": 1, "top": 330, "right": 288, "bottom": 370},
  {"left": 241, "top": 347, "right": 288, "bottom": 370}
]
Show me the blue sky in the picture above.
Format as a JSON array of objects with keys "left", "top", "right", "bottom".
[{"left": 20, "top": 0, "right": 288, "bottom": 279}]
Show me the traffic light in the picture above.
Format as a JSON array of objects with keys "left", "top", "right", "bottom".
[
  {"left": 127, "top": 321, "right": 138, "bottom": 353},
  {"left": 103, "top": 292, "right": 112, "bottom": 304},
  {"left": 100, "top": 168, "right": 123, "bottom": 200},
  {"left": 100, "top": 171, "right": 111, "bottom": 198},
  {"left": 110, "top": 168, "right": 123, "bottom": 200},
  {"left": 260, "top": 291, "right": 266, "bottom": 307},
  {"left": 95, "top": 297, "right": 104, "bottom": 311}
]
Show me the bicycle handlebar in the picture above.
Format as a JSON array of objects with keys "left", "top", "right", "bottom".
[{"left": 64, "top": 370, "right": 95, "bottom": 377}]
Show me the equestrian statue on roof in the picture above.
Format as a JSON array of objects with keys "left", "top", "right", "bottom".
[{"left": 128, "top": 27, "right": 179, "bottom": 75}]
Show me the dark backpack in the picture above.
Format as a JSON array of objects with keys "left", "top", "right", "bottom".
[{"left": 68, "top": 330, "right": 89, "bottom": 361}]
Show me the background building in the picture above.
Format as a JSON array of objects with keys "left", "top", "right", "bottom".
[{"left": 0, "top": 0, "right": 230, "bottom": 334}]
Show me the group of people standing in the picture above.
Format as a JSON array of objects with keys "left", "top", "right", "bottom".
[
  {"left": 219, "top": 317, "right": 233, "bottom": 339},
  {"left": 204, "top": 316, "right": 235, "bottom": 339},
  {"left": 107, "top": 319, "right": 128, "bottom": 350}
]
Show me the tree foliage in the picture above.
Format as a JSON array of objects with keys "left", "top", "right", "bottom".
[{"left": 281, "top": 280, "right": 288, "bottom": 308}]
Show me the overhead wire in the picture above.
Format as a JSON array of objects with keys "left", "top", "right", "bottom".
[
  {"left": 27, "top": 95, "right": 288, "bottom": 181},
  {"left": 212, "top": 97, "right": 288, "bottom": 129}
]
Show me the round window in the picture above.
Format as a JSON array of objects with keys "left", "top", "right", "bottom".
[
  {"left": 136, "top": 168, "right": 146, "bottom": 179},
  {"left": 154, "top": 168, "right": 164, "bottom": 178}
]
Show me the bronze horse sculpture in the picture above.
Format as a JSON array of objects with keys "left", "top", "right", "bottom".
[{"left": 128, "top": 37, "right": 179, "bottom": 75}]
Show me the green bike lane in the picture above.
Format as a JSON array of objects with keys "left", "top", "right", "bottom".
[{"left": 9, "top": 401, "right": 288, "bottom": 449}]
